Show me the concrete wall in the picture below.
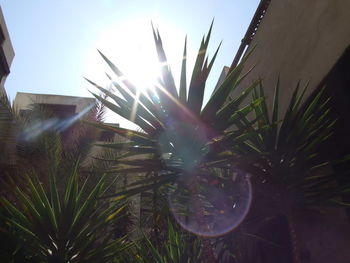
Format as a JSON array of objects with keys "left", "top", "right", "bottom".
[
  {"left": 238, "top": 0, "right": 350, "bottom": 114},
  {"left": 0, "top": 7, "right": 14, "bottom": 70},
  {"left": 0, "top": 6, "right": 14, "bottom": 95},
  {"left": 14, "top": 92, "right": 96, "bottom": 113}
]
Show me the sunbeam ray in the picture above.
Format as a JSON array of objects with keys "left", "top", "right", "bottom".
[{"left": 20, "top": 103, "right": 95, "bottom": 141}]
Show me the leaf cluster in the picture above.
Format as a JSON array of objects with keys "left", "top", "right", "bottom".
[
  {"left": 87, "top": 23, "right": 262, "bottom": 199},
  {"left": 1, "top": 161, "right": 131, "bottom": 262}
]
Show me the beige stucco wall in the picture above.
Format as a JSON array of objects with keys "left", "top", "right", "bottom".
[
  {"left": 14, "top": 92, "right": 96, "bottom": 113},
  {"left": 238, "top": 0, "right": 350, "bottom": 114}
]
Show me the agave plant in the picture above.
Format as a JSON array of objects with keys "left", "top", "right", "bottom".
[
  {"left": 86, "top": 23, "right": 262, "bottom": 199},
  {"left": 1, "top": 159, "right": 131, "bottom": 263}
]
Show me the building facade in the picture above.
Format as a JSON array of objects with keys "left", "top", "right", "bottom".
[
  {"left": 14, "top": 92, "right": 96, "bottom": 114},
  {"left": 0, "top": 6, "right": 14, "bottom": 95}
]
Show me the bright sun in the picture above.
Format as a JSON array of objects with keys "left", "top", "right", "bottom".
[
  {"left": 84, "top": 18, "right": 186, "bottom": 126},
  {"left": 86, "top": 19, "right": 185, "bottom": 93},
  {"left": 118, "top": 49, "right": 161, "bottom": 92}
]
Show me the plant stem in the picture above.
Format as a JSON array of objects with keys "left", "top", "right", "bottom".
[
  {"left": 187, "top": 173, "right": 216, "bottom": 263},
  {"left": 287, "top": 212, "right": 301, "bottom": 263}
]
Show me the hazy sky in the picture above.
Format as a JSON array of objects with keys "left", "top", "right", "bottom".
[{"left": 1, "top": 0, "right": 259, "bottom": 126}]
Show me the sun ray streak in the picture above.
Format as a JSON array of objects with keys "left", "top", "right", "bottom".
[
  {"left": 20, "top": 103, "right": 95, "bottom": 141},
  {"left": 130, "top": 89, "right": 140, "bottom": 123},
  {"left": 154, "top": 82, "right": 199, "bottom": 124}
]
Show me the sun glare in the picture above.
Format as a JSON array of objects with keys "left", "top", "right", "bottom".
[
  {"left": 120, "top": 53, "right": 161, "bottom": 92},
  {"left": 84, "top": 18, "right": 186, "bottom": 126},
  {"left": 86, "top": 19, "right": 185, "bottom": 91}
]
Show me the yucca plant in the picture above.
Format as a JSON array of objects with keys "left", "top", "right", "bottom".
[
  {"left": 86, "top": 23, "right": 262, "bottom": 199},
  {"left": 1, "top": 159, "right": 131, "bottom": 263},
  {"left": 86, "top": 23, "right": 265, "bottom": 263},
  {"left": 231, "top": 81, "right": 350, "bottom": 208},
  {"left": 219, "top": 80, "right": 350, "bottom": 263}
]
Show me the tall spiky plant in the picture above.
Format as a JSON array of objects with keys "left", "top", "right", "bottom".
[
  {"left": 1, "top": 159, "right": 131, "bottom": 263},
  {"left": 86, "top": 22, "right": 261, "bottom": 198},
  {"left": 220, "top": 80, "right": 350, "bottom": 263},
  {"left": 86, "top": 22, "right": 263, "bottom": 263}
]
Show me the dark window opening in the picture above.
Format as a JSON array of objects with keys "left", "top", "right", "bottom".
[{"left": 37, "top": 103, "right": 76, "bottom": 119}]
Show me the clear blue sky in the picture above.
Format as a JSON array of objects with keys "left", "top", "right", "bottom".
[{"left": 1, "top": 0, "right": 259, "bottom": 125}]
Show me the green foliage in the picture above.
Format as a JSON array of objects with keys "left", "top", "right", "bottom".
[
  {"left": 132, "top": 221, "right": 202, "bottom": 263},
  {"left": 0, "top": 90, "right": 109, "bottom": 200},
  {"left": 1, "top": 160, "right": 131, "bottom": 262},
  {"left": 1, "top": 20, "right": 347, "bottom": 263},
  {"left": 87, "top": 23, "right": 261, "bottom": 198},
  {"left": 229, "top": 80, "right": 347, "bottom": 207}
]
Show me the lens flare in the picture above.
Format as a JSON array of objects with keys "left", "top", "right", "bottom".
[
  {"left": 168, "top": 169, "right": 252, "bottom": 237},
  {"left": 20, "top": 103, "right": 95, "bottom": 141}
]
